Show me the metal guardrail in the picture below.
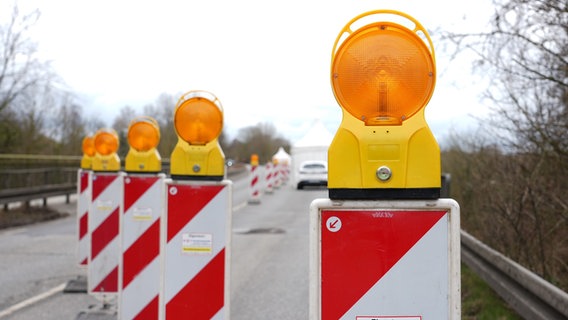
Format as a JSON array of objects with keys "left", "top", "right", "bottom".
[
  {"left": 0, "top": 164, "right": 248, "bottom": 209},
  {"left": 0, "top": 167, "right": 77, "bottom": 190},
  {"left": 0, "top": 184, "right": 76, "bottom": 210},
  {"left": 461, "top": 230, "right": 568, "bottom": 320}
]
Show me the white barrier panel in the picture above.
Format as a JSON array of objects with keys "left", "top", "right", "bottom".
[
  {"left": 119, "top": 174, "right": 165, "bottom": 319},
  {"left": 77, "top": 169, "right": 91, "bottom": 267},
  {"left": 248, "top": 165, "right": 261, "bottom": 204},
  {"left": 280, "top": 163, "right": 289, "bottom": 184},
  {"left": 161, "top": 180, "right": 232, "bottom": 320},
  {"left": 272, "top": 163, "right": 281, "bottom": 189},
  {"left": 310, "top": 199, "right": 461, "bottom": 320},
  {"left": 88, "top": 172, "right": 123, "bottom": 296},
  {"left": 264, "top": 163, "right": 273, "bottom": 194}
]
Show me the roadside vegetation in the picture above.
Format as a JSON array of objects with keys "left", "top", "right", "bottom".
[
  {"left": 461, "top": 263, "right": 522, "bottom": 319},
  {"left": 441, "top": 0, "right": 567, "bottom": 292}
]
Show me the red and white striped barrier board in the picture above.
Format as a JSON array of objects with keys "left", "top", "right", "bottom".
[
  {"left": 76, "top": 169, "right": 91, "bottom": 267},
  {"left": 248, "top": 165, "right": 261, "bottom": 204},
  {"left": 310, "top": 199, "right": 460, "bottom": 320},
  {"left": 119, "top": 174, "right": 165, "bottom": 320},
  {"left": 272, "top": 163, "right": 281, "bottom": 188},
  {"left": 280, "top": 163, "right": 289, "bottom": 184},
  {"left": 88, "top": 172, "right": 123, "bottom": 296},
  {"left": 161, "top": 180, "right": 232, "bottom": 320},
  {"left": 264, "top": 163, "right": 273, "bottom": 194}
]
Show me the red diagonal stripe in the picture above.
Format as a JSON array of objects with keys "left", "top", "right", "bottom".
[
  {"left": 91, "top": 207, "right": 119, "bottom": 260},
  {"left": 134, "top": 295, "right": 158, "bottom": 320},
  {"left": 92, "top": 174, "right": 119, "bottom": 201},
  {"left": 251, "top": 176, "right": 259, "bottom": 186},
  {"left": 122, "top": 219, "right": 160, "bottom": 289},
  {"left": 124, "top": 176, "right": 160, "bottom": 213},
  {"left": 80, "top": 257, "right": 87, "bottom": 266},
  {"left": 166, "top": 185, "right": 224, "bottom": 242},
  {"left": 79, "top": 211, "right": 88, "bottom": 239},
  {"left": 80, "top": 171, "right": 89, "bottom": 193},
  {"left": 166, "top": 249, "right": 225, "bottom": 319},
  {"left": 321, "top": 210, "right": 446, "bottom": 320},
  {"left": 93, "top": 266, "right": 118, "bottom": 293}
]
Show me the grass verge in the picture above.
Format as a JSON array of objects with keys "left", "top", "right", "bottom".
[{"left": 462, "top": 262, "right": 522, "bottom": 319}]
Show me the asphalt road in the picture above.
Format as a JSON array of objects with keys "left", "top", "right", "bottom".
[{"left": 0, "top": 171, "right": 327, "bottom": 319}]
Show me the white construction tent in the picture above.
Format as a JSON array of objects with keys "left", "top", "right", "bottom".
[
  {"left": 290, "top": 121, "right": 334, "bottom": 187},
  {"left": 272, "top": 146, "right": 291, "bottom": 165}
]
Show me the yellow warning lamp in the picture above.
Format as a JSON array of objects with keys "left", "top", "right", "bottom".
[
  {"left": 328, "top": 10, "right": 441, "bottom": 199},
  {"left": 80, "top": 135, "right": 95, "bottom": 169},
  {"left": 92, "top": 128, "right": 121, "bottom": 172},
  {"left": 250, "top": 154, "right": 259, "bottom": 166},
  {"left": 170, "top": 90, "right": 225, "bottom": 180},
  {"left": 125, "top": 116, "right": 162, "bottom": 173}
]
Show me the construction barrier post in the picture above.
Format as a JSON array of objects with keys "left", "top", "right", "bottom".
[
  {"left": 160, "top": 90, "right": 231, "bottom": 319},
  {"left": 248, "top": 154, "right": 261, "bottom": 204},
  {"left": 77, "top": 135, "right": 95, "bottom": 267},
  {"left": 309, "top": 199, "right": 460, "bottom": 319},
  {"left": 119, "top": 173, "right": 165, "bottom": 319},
  {"left": 161, "top": 180, "right": 232, "bottom": 319},
  {"left": 88, "top": 171, "right": 123, "bottom": 297},
  {"left": 310, "top": 10, "right": 461, "bottom": 319},
  {"left": 119, "top": 115, "right": 164, "bottom": 319},
  {"left": 88, "top": 128, "right": 122, "bottom": 298},
  {"left": 76, "top": 168, "right": 91, "bottom": 267},
  {"left": 264, "top": 162, "right": 273, "bottom": 194}
]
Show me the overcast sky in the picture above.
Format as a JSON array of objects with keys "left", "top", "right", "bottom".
[{"left": 7, "top": 0, "right": 493, "bottom": 144}]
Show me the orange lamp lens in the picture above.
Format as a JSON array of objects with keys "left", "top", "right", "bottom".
[
  {"left": 174, "top": 97, "right": 223, "bottom": 145},
  {"left": 82, "top": 136, "right": 95, "bottom": 157},
  {"left": 128, "top": 119, "right": 160, "bottom": 151},
  {"left": 94, "top": 129, "right": 119, "bottom": 156},
  {"left": 331, "top": 22, "right": 435, "bottom": 125}
]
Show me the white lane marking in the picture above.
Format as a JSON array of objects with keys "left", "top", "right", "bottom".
[
  {"left": 232, "top": 201, "right": 247, "bottom": 212},
  {"left": 0, "top": 283, "right": 66, "bottom": 318}
]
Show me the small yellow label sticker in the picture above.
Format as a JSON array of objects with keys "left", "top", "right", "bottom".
[{"left": 182, "top": 233, "right": 213, "bottom": 254}]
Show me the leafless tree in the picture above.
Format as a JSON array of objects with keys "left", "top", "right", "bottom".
[
  {"left": 231, "top": 122, "right": 290, "bottom": 163},
  {"left": 0, "top": 3, "right": 62, "bottom": 154},
  {"left": 53, "top": 102, "right": 87, "bottom": 155},
  {"left": 0, "top": 4, "right": 55, "bottom": 113},
  {"left": 442, "top": 0, "right": 568, "bottom": 290},
  {"left": 112, "top": 105, "right": 137, "bottom": 157},
  {"left": 143, "top": 93, "right": 177, "bottom": 158}
]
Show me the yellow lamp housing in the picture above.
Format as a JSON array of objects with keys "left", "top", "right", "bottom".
[
  {"left": 250, "top": 154, "right": 259, "bottom": 166},
  {"left": 170, "top": 90, "right": 225, "bottom": 180},
  {"left": 328, "top": 10, "right": 441, "bottom": 200},
  {"left": 125, "top": 116, "right": 162, "bottom": 173},
  {"left": 92, "top": 128, "right": 121, "bottom": 172},
  {"left": 81, "top": 135, "right": 95, "bottom": 169}
]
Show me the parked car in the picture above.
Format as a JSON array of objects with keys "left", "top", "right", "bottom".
[{"left": 296, "top": 160, "right": 328, "bottom": 189}]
